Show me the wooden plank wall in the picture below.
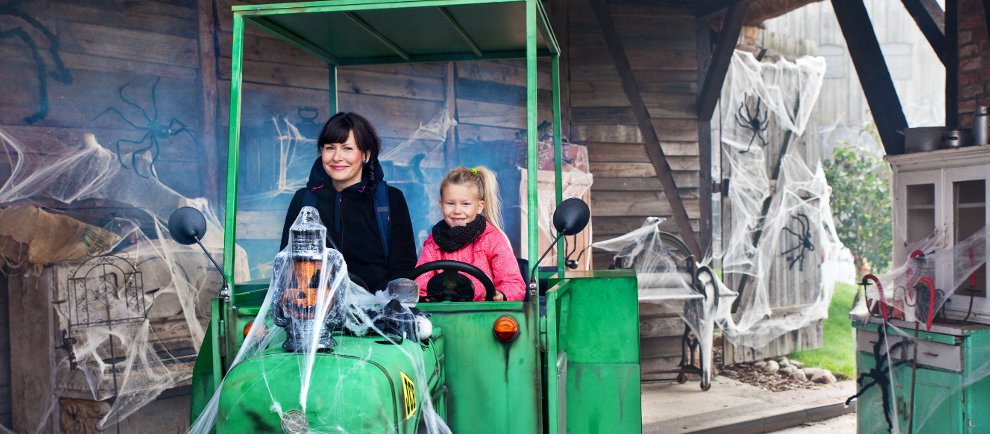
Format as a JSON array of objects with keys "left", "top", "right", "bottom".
[
  {"left": 0, "top": 0, "right": 212, "bottom": 202},
  {"left": 565, "top": 0, "right": 705, "bottom": 380},
  {"left": 567, "top": 0, "right": 703, "bottom": 270}
]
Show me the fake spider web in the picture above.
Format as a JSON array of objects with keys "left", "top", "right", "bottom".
[
  {"left": 188, "top": 208, "right": 451, "bottom": 433},
  {"left": 0, "top": 127, "right": 249, "bottom": 432},
  {"left": 848, "top": 225, "right": 989, "bottom": 433}
]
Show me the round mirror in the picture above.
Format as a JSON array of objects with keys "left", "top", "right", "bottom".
[
  {"left": 168, "top": 207, "right": 207, "bottom": 245},
  {"left": 552, "top": 198, "right": 590, "bottom": 236}
]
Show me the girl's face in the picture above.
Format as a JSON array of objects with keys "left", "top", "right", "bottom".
[
  {"left": 321, "top": 130, "right": 370, "bottom": 191},
  {"left": 440, "top": 183, "right": 484, "bottom": 227}
]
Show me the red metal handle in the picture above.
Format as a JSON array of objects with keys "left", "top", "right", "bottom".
[{"left": 862, "top": 274, "right": 887, "bottom": 322}]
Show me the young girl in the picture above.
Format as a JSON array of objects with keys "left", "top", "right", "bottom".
[{"left": 415, "top": 167, "right": 526, "bottom": 301}]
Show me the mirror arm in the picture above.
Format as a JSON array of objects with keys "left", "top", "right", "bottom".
[
  {"left": 195, "top": 238, "right": 230, "bottom": 301},
  {"left": 529, "top": 231, "right": 566, "bottom": 299}
]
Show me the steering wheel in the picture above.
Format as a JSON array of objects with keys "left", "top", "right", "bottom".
[{"left": 411, "top": 260, "right": 497, "bottom": 301}]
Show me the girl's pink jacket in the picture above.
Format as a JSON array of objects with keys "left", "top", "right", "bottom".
[{"left": 415, "top": 221, "right": 526, "bottom": 301}]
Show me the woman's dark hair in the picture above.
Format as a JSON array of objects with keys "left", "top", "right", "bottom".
[{"left": 318, "top": 112, "right": 382, "bottom": 162}]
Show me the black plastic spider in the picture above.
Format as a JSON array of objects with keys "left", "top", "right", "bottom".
[
  {"left": 734, "top": 95, "right": 770, "bottom": 153},
  {"left": 781, "top": 212, "right": 815, "bottom": 271},
  {"left": 92, "top": 77, "right": 198, "bottom": 178},
  {"left": 1, "top": 0, "right": 73, "bottom": 124},
  {"left": 845, "top": 327, "right": 914, "bottom": 432}
]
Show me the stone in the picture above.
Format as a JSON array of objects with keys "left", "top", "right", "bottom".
[
  {"left": 779, "top": 366, "right": 797, "bottom": 376},
  {"left": 803, "top": 367, "right": 826, "bottom": 377},
  {"left": 764, "top": 360, "right": 780, "bottom": 373},
  {"left": 754, "top": 361, "right": 767, "bottom": 369},
  {"left": 811, "top": 371, "right": 837, "bottom": 384},
  {"left": 790, "top": 369, "right": 808, "bottom": 382},
  {"left": 721, "top": 369, "right": 737, "bottom": 377},
  {"left": 790, "top": 359, "right": 805, "bottom": 369},
  {"left": 778, "top": 357, "right": 790, "bottom": 367}
]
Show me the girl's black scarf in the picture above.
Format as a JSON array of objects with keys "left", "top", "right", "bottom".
[{"left": 432, "top": 215, "right": 487, "bottom": 253}]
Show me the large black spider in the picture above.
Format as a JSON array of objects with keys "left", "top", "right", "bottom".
[
  {"left": 92, "top": 77, "right": 198, "bottom": 178},
  {"left": 734, "top": 95, "right": 770, "bottom": 153},
  {"left": 845, "top": 326, "right": 914, "bottom": 432},
  {"left": 1, "top": 0, "right": 73, "bottom": 124},
  {"left": 781, "top": 212, "right": 815, "bottom": 271}
]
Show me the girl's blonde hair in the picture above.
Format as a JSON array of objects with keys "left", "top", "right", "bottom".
[{"left": 440, "top": 166, "right": 503, "bottom": 232}]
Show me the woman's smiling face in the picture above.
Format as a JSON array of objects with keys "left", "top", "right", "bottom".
[
  {"left": 321, "top": 130, "right": 370, "bottom": 191},
  {"left": 440, "top": 183, "right": 484, "bottom": 227}
]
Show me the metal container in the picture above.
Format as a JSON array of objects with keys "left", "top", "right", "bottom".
[
  {"left": 905, "top": 127, "right": 944, "bottom": 153},
  {"left": 941, "top": 130, "right": 962, "bottom": 149},
  {"left": 973, "top": 106, "right": 989, "bottom": 146}
]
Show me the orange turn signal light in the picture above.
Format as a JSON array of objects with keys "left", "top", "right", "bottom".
[
  {"left": 244, "top": 321, "right": 254, "bottom": 338},
  {"left": 493, "top": 316, "right": 520, "bottom": 342}
]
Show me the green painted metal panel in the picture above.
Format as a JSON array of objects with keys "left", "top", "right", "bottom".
[
  {"left": 545, "top": 271, "right": 641, "bottom": 434},
  {"left": 190, "top": 299, "right": 222, "bottom": 421},
  {"left": 525, "top": 0, "right": 538, "bottom": 268},
  {"left": 551, "top": 54, "right": 563, "bottom": 270},
  {"left": 567, "top": 364, "right": 641, "bottom": 434},
  {"left": 216, "top": 334, "right": 443, "bottom": 433},
  {"left": 223, "top": 13, "right": 245, "bottom": 297},
  {"left": 418, "top": 302, "right": 542, "bottom": 433}
]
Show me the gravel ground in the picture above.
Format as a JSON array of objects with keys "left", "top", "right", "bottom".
[{"left": 713, "top": 335, "right": 847, "bottom": 392}]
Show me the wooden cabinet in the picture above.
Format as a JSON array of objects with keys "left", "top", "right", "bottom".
[{"left": 887, "top": 147, "right": 990, "bottom": 322}]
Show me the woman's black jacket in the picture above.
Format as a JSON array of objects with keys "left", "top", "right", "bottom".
[{"left": 280, "top": 159, "right": 417, "bottom": 292}]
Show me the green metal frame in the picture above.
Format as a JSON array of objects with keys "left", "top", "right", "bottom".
[
  {"left": 206, "top": 2, "right": 644, "bottom": 433},
  {"left": 222, "top": 0, "right": 563, "bottom": 305}
]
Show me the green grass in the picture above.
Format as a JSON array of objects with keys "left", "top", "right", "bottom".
[{"left": 788, "top": 282, "right": 858, "bottom": 379}]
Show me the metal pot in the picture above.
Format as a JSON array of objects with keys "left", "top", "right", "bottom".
[{"left": 941, "top": 130, "right": 961, "bottom": 149}]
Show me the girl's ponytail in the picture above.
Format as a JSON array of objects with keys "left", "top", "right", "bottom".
[{"left": 474, "top": 166, "right": 503, "bottom": 233}]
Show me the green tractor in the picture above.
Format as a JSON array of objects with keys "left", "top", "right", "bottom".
[{"left": 178, "top": 1, "right": 643, "bottom": 432}]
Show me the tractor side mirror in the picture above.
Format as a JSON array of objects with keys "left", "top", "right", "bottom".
[
  {"left": 552, "top": 198, "right": 590, "bottom": 236},
  {"left": 168, "top": 207, "right": 207, "bottom": 245}
]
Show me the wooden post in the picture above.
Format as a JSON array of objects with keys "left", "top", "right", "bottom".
[
  {"left": 697, "top": 18, "right": 714, "bottom": 256},
  {"left": 9, "top": 273, "right": 56, "bottom": 432},
  {"left": 698, "top": 0, "right": 750, "bottom": 122},
  {"left": 197, "top": 0, "right": 221, "bottom": 203},
  {"left": 832, "top": 0, "right": 909, "bottom": 155},
  {"left": 946, "top": 0, "right": 959, "bottom": 129},
  {"left": 900, "top": 0, "right": 947, "bottom": 65}
]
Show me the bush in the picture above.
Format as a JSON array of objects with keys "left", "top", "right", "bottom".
[{"left": 823, "top": 141, "right": 892, "bottom": 274}]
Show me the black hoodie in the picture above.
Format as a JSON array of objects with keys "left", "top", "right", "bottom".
[{"left": 280, "top": 158, "right": 417, "bottom": 292}]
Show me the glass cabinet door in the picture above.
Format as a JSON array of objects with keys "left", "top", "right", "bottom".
[
  {"left": 952, "top": 179, "right": 986, "bottom": 296},
  {"left": 897, "top": 168, "right": 941, "bottom": 265}
]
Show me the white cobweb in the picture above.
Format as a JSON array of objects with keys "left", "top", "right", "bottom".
[
  {"left": 0, "top": 127, "right": 246, "bottom": 431},
  {"left": 189, "top": 207, "right": 450, "bottom": 433}
]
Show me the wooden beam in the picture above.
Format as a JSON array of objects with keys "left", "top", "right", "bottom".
[
  {"left": 985, "top": 0, "right": 990, "bottom": 44},
  {"left": 946, "top": 0, "right": 959, "bottom": 128},
  {"left": 900, "top": 0, "right": 946, "bottom": 65},
  {"left": 696, "top": 18, "right": 713, "bottom": 256},
  {"left": 698, "top": 0, "right": 749, "bottom": 122},
  {"left": 197, "top": 0, "right": 220, "bottom": 203},
  {"left": 832, "top": 0, "right": 908, "bottom": 155},
  {"left": 589, "top": 0, "right": 702, "bottom": 257}
]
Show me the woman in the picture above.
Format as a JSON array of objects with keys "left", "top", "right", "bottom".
[{"left": 280, "top": 112, "right": 417, "bottom": 292}]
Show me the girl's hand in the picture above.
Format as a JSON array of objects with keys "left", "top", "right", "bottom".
[{"left": 493, "top": 290, "right": 506, "bottom": 301}]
